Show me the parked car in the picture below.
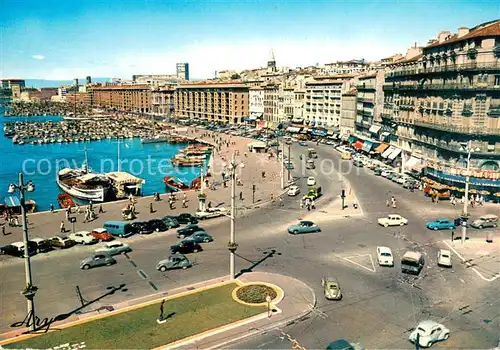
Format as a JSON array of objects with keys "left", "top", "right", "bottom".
[
  {"left": 471, "top": 214, "right": 498, "bottom": 229},
  {"left": 177, "top": 224, "right": 205, "bottom": 238},
  {"left": 287, "top": 185, "right": 300, "bottom": 196},
  {"left": 91, "top": 228, "right": 114, "bottom": 242},
  {"left": 161, "top": 216, "right": 180, "bottom": 228},
  {"left": 285, "top": 162, "right": 294, "bottom": 169},
  {"left": 130, "top": 221, "right": 154, "bottom": 235},
  {"left": 437, "top": 249, "right": 452, "bottom": 267},
  {"left": 378, "top": 214, "right": 408, "bottom": 227},
  {"left": 170, "top": 240, "right": 202, "bottom": 254},
  {"left": 287, "top": 221, "right": 321, "bottom": 235},
  {"left": 172, "top": 213, "right": 198, "bottom": 225},
  {"left": 321, "top": 277, "right": 342, "bottom": 300},
  {"left": 183, "top": 231, "right": 214, "bottom": 244},
  {"left": 1, "top": 241, "right": 37, "bottom": 257},
  {"left": 194, "top": 207, "right": 227, "bottom": 220},
  {"left": 95, "top": 241, "right": 132, "bottom": 256},
  {"left": 156, "top": 253, "right": 192, "bottom": 272},
  {"left": 409, "top": 320, "right": 450, "bottom": 348},
  {"left": 147, "top": 219, "right": 168, "bottom": 232},
  {"left": 426, "top": 218, "right": 455, "bottom": 231},
  {"left": 401, "top": 251, "right": 425, "bottom": 275},
  {"left": 80, "top": 253, "right": 116, "bottom": 270},
  {"left": 103, "top": 221, "right": 136, "bottom": 238},
  {"left": 49, "top": 236, "right": 76, "bottom": 249},
  {"left": 376, "top": 246, "right": 394, "bottom": 266},
  {"left": 386, "top": 172, "right": 398, "bottom": 180},
  {"left": 326, "top": 339, "right": 364, "bottom": 350},
  {"left": 299, "top": 141, "right": 308, "bottom": 146},
  {"left": 306, "top": 176, "right": 316, "bottom": 186},
  {"left": 353, "top": 160, "right": 364, "bottom": 167},
  {"left": 381, "top": 170, "right": 393, "bottom": 178},
  {"left": 69, "top": 231, "right": 98, "bottom": 245},
  {"left": 29, "top": 238, "right": 53, "bottom": 253}
]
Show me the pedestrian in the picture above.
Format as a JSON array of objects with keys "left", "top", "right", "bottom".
[
  {"left": 2, "top": 225, "right": 5, "bottom": 236},
  {"left": 353, "top": 199, "right": 358, "bottom": 209},
  {"left": 150, "top": 202, "right": 154, "bottom": 213},
  {"left": 182, "top": 198, "right": 188, "bottom": 208},
  {"left": 65, "top": 208, "right": 70, "bottom": 221},
  {"left": 13, "top": 217, "right": 19, "bottom": 226},
  {"left": 451, "top": 230, "right": 455, "bottom": 242},
  {"left": 99, "top": 204, "right": 104, "bottom": 213},
  {"left": 436, "top": 195, "right": 439, "bottom": 204},
  {"left": 311, "top": 199, "right": 315, "bottom": 209},
  {"left": 89, "top": 200, "right": 93, "bottom": 211},
  {"left": 60, "top": 221, "right": 65, "bottom": 233},
  {"left": 306, "top": 202, "right": 311, "bottom": 211},
  {"left": 239, "top": 191, "right": 243, "bottom": 200},
  {"left": 208, "top": 201, "right": 212, "bottom": 208},
  {"left": 279, "top": 197, "right": 283, "bottom": 206},
  {"left": 76, "top": 205, "right": 81, "bottom": 214},
  {"left": 261, "top": 171, "right": 266, "bottom": 178},
  {"left": 386, "top": 199, "right": 390, "bottom": 207},
  {"left": 50, "top": 204, "right": 54, "bottom": 213},
  {"left": 299, "top": 200, "right": 303, "bottom": 209}
]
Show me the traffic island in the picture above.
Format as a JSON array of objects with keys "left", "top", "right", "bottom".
[{"left": 1, "top": 282, "right": 267, "bottom": 350}]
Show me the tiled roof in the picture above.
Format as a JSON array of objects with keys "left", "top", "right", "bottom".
[
  {"left": 392, "top": 53, "right": 423, "bottom": 65},
  {"left": 93, "top": 84, "right": 150, "bottom": 90},
  {"left": 425, "top": 20, "right": 500, "bottom": 49}
]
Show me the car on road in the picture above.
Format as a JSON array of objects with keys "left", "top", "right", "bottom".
[
  {"left": 91, "top": 228, "right": 114, "bottom": 242},
  {"left": 147, "top": 219, "right": 168, "bottom": 232},
  {"left": 177, "top": 224, "right": 205, "bottom": 238},
  {"left": 29, "top": 238, "right": 53, "bottom": 253},
  {"left": 426, "top": 218, "right": 455, "bottom": 230},
  {"left": 285, "top": 162, "right": 294, "bottom": 169},
  {"left": 437, "top": 249, "right": 452, "bottom": 267},
  {"left": 156, "top": 253, "right": 192, "bottom": 271},
  {"left": 1, "top": 241, "right": 37, "bottom": 257},
  {"left": 183, "top": 231, "right": 213, "bottom": 244},
  {"left": 287, "top": 221, "right": 321, "bottom": 235},
  {"left": 130, "top": 221, "right": 154, "bottom": 235},
  {"left": 321, "top": 277, "right": 342, "bottom": 300},
  {"left": 401, "top": 251, "right": 425, "bottom": 274},
  {"left": 161, "top": 216, "right": 180, "bottom": 228},
  {"left": 299, "top": 141, "right": 308, "bottom": 146},
  {"left": 170, "top": 240, "right": 202, "bottom": 254},
  {"left": 80, "top": 253, "right": 116, "bottom": 270},
  {"left": 378, "top": 214, "right": 408, "bottom": 227},
  {"left": 470, "top": 214, "right": 498, "bottom": 229},
  {"left": 306, "top": 176, "right": 316, "bottom": 186},
  {"left": 376, "top": 246, "right": 394, "bottom": 266},
  {"left": 69, "top": 231, "right": 98, "bottom": 245},
  {"left": 287, "top": 185, "right": 300, "bottom": 196},
  {"left": 172, "top": 213, "right": 198, "bottom": 225},
  {"left": 194, "top": 207, "right": 227, "bottom": 220},
  {"left": 95, "top": 241, "right": 132, "bottom": 256},
  {"left": 409, "top": 320, "right": 450, "bottom": 348},
  {"left": 49, "top": 236, "right": 76, "bottom": 249},
  {"left": 326, "top": 339, "right": 364, "bottom": 350}
]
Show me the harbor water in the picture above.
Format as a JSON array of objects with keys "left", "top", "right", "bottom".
[{"left": 0, "top": 104, "right": 205, "bottom": 212}]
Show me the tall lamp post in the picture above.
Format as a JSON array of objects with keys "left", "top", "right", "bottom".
[
  {"left": 8, "top": 172, "right": 37, "bottom": 331},
  {"left": 227, "top": 152, "right": 244, "bottom": 279},
  {"left": 460, "top": 140, "right": 480, "bottom": 245}
]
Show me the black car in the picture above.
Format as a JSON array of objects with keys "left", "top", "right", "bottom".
[
  {"left": 170, "top": 240, "right": 202, "bottom": 254},
  {"left": 29, "top": 238, "right": 53, "bottom": 253},
  {"left": 131, "top": 221, "right": 154, "bottom": 235},
  {"left": 174, "top": 213, "right": 198, "bottom": 225},
  {"left": 1, "top": 241, "right": 37, "bottom": 258},
  {"left": 176, "top": 224, "right": 205, "bottom": 238},
  {"left": 147, "top": 219, "right": 168, "bottom": 232}
]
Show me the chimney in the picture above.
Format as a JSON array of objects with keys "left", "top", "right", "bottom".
[
  {"left": 458, "top": 27, "right": 470, "bottom": 38},
  {"left": 86, "top": 76, "right": 92, "bottom": 84},
  {"left": 438, "top": 31, "right": 452, "bottom": 43}
]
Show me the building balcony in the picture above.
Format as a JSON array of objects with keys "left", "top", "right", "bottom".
[
  {"left": 386, "top": 61, "right": 500, "bottom": 78},
  {"left": 413, "top": 120, "right": 499, "bottom": 135},
  {"left": 356, "top": 84, "right": 376, "bottom": 90},
  {"left": 381, "top": 113, "right": 394, "bottom": 120},
  {"left": 411, "top": 137, "right": 496, "bottom": 157},
  {"left": 384, "top": 82, "right": 500, "bottom": 92}
]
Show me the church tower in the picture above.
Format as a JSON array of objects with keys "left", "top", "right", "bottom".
[{"left": 267, "top": 49, "right": 277, "bottom": 73}]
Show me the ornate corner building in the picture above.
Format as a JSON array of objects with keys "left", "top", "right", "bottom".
[{"left": 383, "top": 20, "right": 500, "bottom": 189}]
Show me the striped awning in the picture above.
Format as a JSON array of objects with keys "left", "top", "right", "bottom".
[
  {"left": 382, "top": 146, "right": 396, "bottom": 158},
  {"left": 388, "top": 147, "right": 402, "bottom": 160},
  {"left": 347, "top": 136, "right": 357, "bottom": 143},
  {"left": 362, "top": 141, "right": 374, "bottom": 152},
  {"left": 4, "top": 196, "right": 21, "bottom": 208},
  {"left": 374, "top": 143, "right": 389, "bottom": 153}
]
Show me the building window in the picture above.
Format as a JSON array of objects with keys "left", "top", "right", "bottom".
[{"left": 494, "top": 75, "right": 500, "bottom": 86}]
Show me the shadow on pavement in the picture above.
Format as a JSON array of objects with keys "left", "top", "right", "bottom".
[{"left": 234, "top": 249, "right": 281, "bottom": 278}]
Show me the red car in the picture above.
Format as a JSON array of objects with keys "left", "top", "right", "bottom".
[{"left": 91, "top": 228, "right": 114, "bottom": 242}]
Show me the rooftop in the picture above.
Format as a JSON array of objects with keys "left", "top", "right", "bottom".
[
  {"left": 92, "top": 84, "right": 150, "bottom": 90},
  {"left": 425, "top": 19, "right": 500, "bottom": 49}
]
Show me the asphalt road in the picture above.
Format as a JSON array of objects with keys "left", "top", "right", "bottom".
[{"left": 1, "top": 141, "right": 498, "bottom": 349}]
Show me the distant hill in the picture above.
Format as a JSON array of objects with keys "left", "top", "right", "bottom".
[{"left": 24, "top": 78, "right": 111, "bottom": 88}]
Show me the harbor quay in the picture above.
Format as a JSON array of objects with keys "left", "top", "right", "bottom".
[{"left": 0, "top": 127, "right": 282, "bottom": 250}]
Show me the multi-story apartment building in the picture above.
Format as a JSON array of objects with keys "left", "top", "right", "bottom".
[
  {"left": 304, "top": 75, "right": 354, "bottom": 128},
  {"left": 176, "top": 63, "right": 190, "bottom": 81},
  {"left": 1, "top": 78, "right": 25, "bottom": 90},
  {"left": 340, "top": 89, "right": 357, "bottom": 136},
  {"left": 293, "top": 89, "right": 306, "bottom": 122},
  {"left": 263, "top": 83, "right": 282, "bottom": 125},
  {"left": 92, "top": 85, "right": 152, "bottom": 113},
  {"left": 249, "top": 87, "right": 264, "bottom": 121},
  {"left": 322, "top": 60, "right": 368, "bottom": 75},
  {"left": 174, "top": 82, "right": 249, "bottom": 124},
  {"left": 354, "top": 70, "right": 385, "bottom": 139},
  {"left": 383, "top": 19, "right": 500, "bottom": 188},
  {"left": 151, "top": 86, "right": 175, "bottom": 115},
  {"left": 283, "top": 87, "right": 295, "bottom": 121}
]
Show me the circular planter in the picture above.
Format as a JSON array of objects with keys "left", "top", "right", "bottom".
[{"left": 232, "top": 282, "right": 283, "bottom": 306}]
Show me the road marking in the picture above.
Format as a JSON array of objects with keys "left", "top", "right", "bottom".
[
  {"left": 137, "top": 270, "right": 149, "bottom": 279},
  {"left": 442, "top": 240, "right": 500, "bottom": 282},
  {"left": 341, "top": 254, "right": 376, "bottom": 272},
  {"left": 148, "top": 281, "right": 159, "bottom": 291}
]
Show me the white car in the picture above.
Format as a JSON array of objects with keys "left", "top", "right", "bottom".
[
  {"left": 69, "top": 231, "right": 98, "bottom": 245},
  {"left": 194, "top": 207, "right": 227, "bottom": 220},
  {"left": 381, "top": 170, "right": 393, "bottom": 177},
  {"left": 378, "top": 214, "right": 408, "bottom": 227},
  {"left": 95, "top": 241, "right": 131, "bottom": 256},
  {"left": 287, "top": 185, "right": 300, "bottom": 196},
  {"left": 306, "top": 176, "right": 316, "bottom": 186},
  {"left": 396, "top": 176, "right": 408, "bottom": 184},
  {"left": 376, "top": 246, "right": 394, "bottom": 266},
  {"left": 409, "top": 320, "right": 450, "bottom": 347},
  {"left": 437, "top": 249, "right": 452, "bottom": 267}
]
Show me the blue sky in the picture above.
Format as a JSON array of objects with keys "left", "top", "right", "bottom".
[{"left": 1, "top": 0, "right": 498, "bottom": 80}]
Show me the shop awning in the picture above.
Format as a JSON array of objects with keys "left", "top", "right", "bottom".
[
  {"left": 374, "top": 143, "right": 389, "bottom": 153},
  {"left": 405, "top": 156, "right": 426, "bottom": 171},
  {"left": 291, "top": 119, "right": 304, "bottom": 124},
  {"left": 353, "top": 140, "right": 364, "bottom": 150},
  {"left": 381, "top": 146, "right": 396, "bottom": 158},
  {"left": 347, "top": 136, "right": 357, "bottom": 143},
  {"left": 300, "top": 128, "right": 310, "bottom": 134},
  {"left": 388, "top": 147, "right": 402, "bottom": 160},
  {"left": 362, "top": 140, "right": 374, "bottom": 152},
  {"left": 369, "top": 125, "right": 382, "bottom": 134},
  {"left": 4, "top": 196, "right": 21, "bottom": 208},
  {"left": 286, "top": 126, "right": 301, "bottom": 133}
]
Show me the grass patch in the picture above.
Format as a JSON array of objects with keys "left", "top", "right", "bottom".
[{"left": 5, "top": 283, "right": 265, "bottom": 349}]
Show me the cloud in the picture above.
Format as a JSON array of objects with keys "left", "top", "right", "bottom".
[{"left": 31, "top": 55, "right": 45, "bottom": 60}]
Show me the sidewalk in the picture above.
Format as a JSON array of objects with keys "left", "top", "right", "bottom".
[{"left": 0, "top": 272, "right": 316, "bottom": 349}]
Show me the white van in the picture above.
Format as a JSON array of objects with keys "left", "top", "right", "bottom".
[{"left": 401, "top": 251, "right": 425, "bottom": 274}]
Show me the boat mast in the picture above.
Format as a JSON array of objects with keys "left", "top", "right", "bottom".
[
  {"left": 84, "top": 146, "right": 89, "bottom": 173},
  {"left": 117, "top": 139, "right": 121, "bottom": 172}
]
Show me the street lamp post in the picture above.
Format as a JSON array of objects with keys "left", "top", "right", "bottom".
[
  {"left": 228, "top": 152, "right": 244, "bottom": 279},
  {"left": 460, "top": 140, "right": 480, "bottom": 245},
  {"left": 280, "top": 139, "right": 285, "bottom": 190},
  {"left": 8, "top": 172, "right": 37, "bottom": 331}
]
